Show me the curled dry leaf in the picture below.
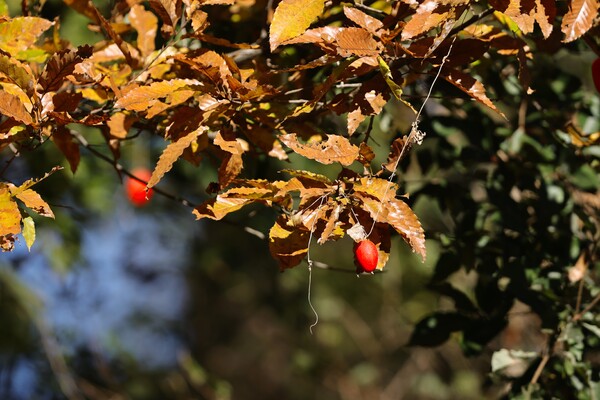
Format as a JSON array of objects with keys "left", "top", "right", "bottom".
[{"left": 279, "top": 133, "right": 359, "bottom": 166}]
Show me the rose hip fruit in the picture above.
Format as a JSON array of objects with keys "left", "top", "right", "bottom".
[
  {"left": 354, "top": 239, "right": 378, "bottom": 273},
  {"left": 126, "top": 168, "right": 153, "bottom": 207}
]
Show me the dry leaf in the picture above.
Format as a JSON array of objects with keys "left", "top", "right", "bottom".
[
  {"left": 343, "top": 7, "right": 384, "bottom": 36},
  {"left": 0, "top": 183, "right": 21, "bottom": 236},
  {"left": 148, "top": 126, "right": 207, "bottom": 188},
  {"left": 0, "top": 91, "right": 34, "bottom": 125},
  {"left": 561, "top": 0, "right": 598, "bottom": 42},
  {"left": 443, "top": 69, "right": 506, "bottom": 118},
  {"left": 129, "top": 4, "right": 158, "bottom": 58},
  {"left": 279, "top": 133, "right": 359, "bottom": 166},
  {"left": 269, "top": 216, "right": 310, "bottom": 270}
]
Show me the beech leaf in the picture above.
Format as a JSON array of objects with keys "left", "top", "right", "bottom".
[
  {"left": 279, "top": 133, "right": 359, "bottom": 166},
  {"left": 148, "top": 126, "right": 207, "bottom": 189},
  {"left": 384, "top": 198, "right": 426, "bottom": 261},
  {"left": 0, "top": 184, "right": 21, "bottom": 236},
  {"left": 193, "top": 196, "right": 252, "bottom": 220},
  {"left": 0, "top": 53, "right": 34, "bottom": 95},
  {"left": 39, "top": 46, "right": 93, "bottom": 93},
  {"left": 129, "top": 5, "right": 158, "bottom": 58},
  {"left": 0, "top": 17, "right": 53, "bottom": 58},
  {"left": 0, "top": 91, "right": 33, "bottom": 125},
  {"left": 15, "top": 189, "right": 55, "bottom": 219},
  {"left": 22, "top": 216, "right": 35, "bottom": 251},
  {"left": 343, "top": 7, "right": 384, "bottom": 36},
  {"left": 443, "top": 69, "right": 505, "bottom": 118},
  {"left": 115, "top": 79, "right": 201, "bottom": 112},
  {"left": 269, "top": 0, "right": 325, "bottom": 51},
  {"left": 269, "top": 216, "right": 310, "bottom": 270},
  {"left": 561, "top": 0, "right": 597, "bottom": 42}
]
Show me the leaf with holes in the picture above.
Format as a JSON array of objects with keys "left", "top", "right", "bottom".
[{"left": 280, "top": 133, "right": 359, "bottom": 166}]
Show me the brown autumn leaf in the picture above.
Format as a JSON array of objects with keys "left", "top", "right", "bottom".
[
  {"left": 347, "top": 77, "right": 389, "bottom": 135},
  {"left": 0, "top": 91, "right": 34, "bottom": 125},
  {"left": 335, "top": 27, "right": 380, "bottom": 58},
  {"left": 129, "top": 4, "right": 158, "bottom": 58},
  {"left": 269, "top": 215, "right": 310, "bottom": 270},
  {"left": 358, "top": 142, "right": 375, "bottom": 166},
  {"left": 52, "top": 92, "right": 83, "bottom": 113},
  {"left": 280, "top": 133, "right": 359, "bottom": 166},
  {"left": 343, "top": 7, "right": 384, "bottom": 36},
  {"left": 91, "top": 6, "right": 137, "bottom": 67},
  {"left": 490, "top": 0, "right": 556, "bottom": 39},
  {"left": 193, "top": 196, "right": 253, "bottom": 220},
  {"left": 269, "top": 0, "right": 325, "bottom": 51},
  {"left": 242, "top": 124, "right": 288, "bottom": 160},
  {"left": 443, "top": 69, "right": 506, "bottom": 118},
  {"left": 149, "top": 0, "right": 182, "bottom": 36},
  {"left": 382, "top": 137, "right": 408, "bottom": 172},
  {"left": 317, "top": 202, "right": 346, "bottom": 244},
  {"left": 0, "top": 183, "right": 21, "bottom": 236},
  {"left": 384, "top": 198, "right": 426, "bottom": 261},
  {"left": 148, "top": 126, "right": 207, "bottom": 188},
  {"left": 561, "top": 0, "right": 598, "bottom": 42},
  {"left": 115, "top": 79, "right": 202, "bottom": 112},
  {"left": 51, "top": 126, "right": 80, "bottom": 173},
  {"left": 353, "top": 177, "right": 398, "bottom": 203},
  {"left": 214, "top": 131, "right": 246, "bottom": 188},
  {"left": 39, "top": 46, "right": 93, "bottom": 93},
  {"left": 401, "top": 0, "right": 449, "bottom": 41},
  {"left": 106, "top": 112, "right": 135, "bottom": 139},
  {"left": 14, "top": 189, "right": 54, "bottom": 218}
]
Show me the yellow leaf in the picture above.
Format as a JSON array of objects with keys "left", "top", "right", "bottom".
[
  {"left": 129, "top": 4, "right": 158, "bottom": 58},
  {"left": 22, "top": 216, "right": 35, "bottom": 251},
  {"left": 14, "top": 189, "right": 54, "bottom": 218},
  {"left": 148, "top": 126, "right": 207, "bottom": 189},
  {"left": 0, "top": 183, "right": 21, "bottom": 236},
  {"left": 0, "top": 91, "right": 34, "bottom": 125},
  {"left": 269, "top": 0, "right": 325, "bottom": 51},
  {"left": 115, "top": 79, "right": 201, "bottom": 111},
  {"left": 0, "top": 17, "right": 53, "bottom": 58},
  {"left": 268, "top": 216, "right": 310, "bottom": 270}
]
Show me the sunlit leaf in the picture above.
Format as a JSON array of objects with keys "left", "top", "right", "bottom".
[
  {"left": 115, "top": 79, "right": 201, "bottom": 112},
  {"left": 0, "top": 53, "right": 35, "bottom": 95},
  {"left": 22, "top": 216, "right": 35, "bottom": 251},
  {"left": 129, "top": 4, "right": 158, "bottom": 58},
  {"left": 0, "top": 183, "right": 21, "bottom": 236},
  {"left": 561, "top": 0, "right": 597, "bottom": 42},
  {"left": 149, "top": 0, "right": 182, "bottom": 36},
  {"left": 0, "top": 17, "right": 53, "bottom": 58},
  {"left": 335, "top": 27, "right": 380, "bottom": 57},
  {"left": 148, "top": 126, "right": 207, "bottom": 189},
  {"left": 269, "top": 0, "right": 325, "bottom": 51},
  {"left": 0, "top": 91, "right": 34, "bottom": 125},
  {"left": 280, "top": 133, "right": 359, "bottom": 166},
  {"left": 343, "top": 7, "right": 384, "bottom": 36},
  {"left": 13, "top": 189, "right": 54, "bottom": 219},
  {"left": 193, "top": 196, "right": 252, "bottom": 220},
  {"left": 384, "top": 198, "right": 426, "bottom": 261},
  {"left": 268, "top": 216, "right": 310, "bottom": 270}
]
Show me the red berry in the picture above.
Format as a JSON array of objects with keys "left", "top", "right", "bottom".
[
  {"left": 593, "top": 58, "right": 600, "bottom": 94},
  {"left": 125, "top": 168, "right": 153, "bottom": 207},
  {"left": 354, "top": 239, "right": 379, "bottom": 273}
]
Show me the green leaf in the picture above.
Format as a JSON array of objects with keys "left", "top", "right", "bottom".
[{"left": 22, "top": 216, "right": 35, "bottom": 251}]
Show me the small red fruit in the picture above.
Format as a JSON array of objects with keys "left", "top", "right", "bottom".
[
  {"left": 593, "top": 58, "right": 600, "bottom": 94},
  {"left": 125, "top": 168, "right": 153, "bottom": 207},
  {"left": 354, "top": 239, "right": 379, "bottom": 273}
]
